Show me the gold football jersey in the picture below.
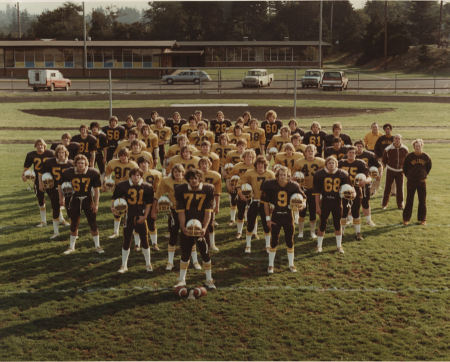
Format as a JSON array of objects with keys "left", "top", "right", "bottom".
[
  {"left": 228, "top": 133, "right": 251, "bottom": 148},
  {"left": 189, "top": 131, "right": 215, "bottom": 150},
  {"left": 113, "top": 140, "right": 147, "bottom": 156},
  {"left": 155, "top": 176, "right": 187, "bottom": 208},
  {"left": 227, "top": 162, "right": 255, "bottom": 179},
  {"left": 142, "top": 169, "right": 162, "bottom": 191},
  {"left": 166, "top": 155, "right": 200, "bottom": 175},
  {"left": 243, "top": 127, "right": 265, "bottom": 149},
  {"left": 105, "top": 159, "right": 139, "bottom": 184},
  {"left": 211, "top": 143, "right": 236, "bottom": 166},
  {"left": 203, "top": 170, "right": 222, "bottom": 195},
  {"left": 192, "top": 151, "right": 220, "bottom": 172},
  {"left": 179, "top": 124, "right": 197, "bottom": 138},
  {"left": 165, "top": 144, "right": 197, "bottom": 158},
  {"left": 237, "top": 169, "right": 275, "bottom": 199},
  {"left": 268, "top": 135, "right": 292, "bottom": 152},
  {"left": 128, "top": 150, "right": 154, "bottom": 164},
  {"left": 293, "top": 157, "right": 326, "bottom": 189},
  {"left": 150, "top": 125, "right": 172, "bottom": 142},
  {"left": 274, "top": 152, "right": 305, "bottom": 172},
  {"left": 138, "top": 133, "right": 158, "bottom": 153},
  {"left": 226, "top": 151, "right": 244, "bottom": 165}
]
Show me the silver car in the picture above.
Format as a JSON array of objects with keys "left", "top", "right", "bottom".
[{"left": 162, "top": 70, "right": 211, "bottom": 84}]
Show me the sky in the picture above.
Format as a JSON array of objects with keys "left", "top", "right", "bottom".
[{"left": 0, "top": 0, "right": 367, "bottom": 15}]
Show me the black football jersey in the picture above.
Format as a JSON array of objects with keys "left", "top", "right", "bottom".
[
  {"left": 121, "top": 123, "right": 137, "bottom": 139},
  {"left": 261, "top": 179, "right": 304, "bottom": 215},
  {"left": 40, "top": 158, "right": 75, "bottom": 190},
  {"left": 60, "top": 167, "right": 101, "bottom": 198},
  {"left": 102, "top": 125, "right": 126, "bottom": 149},
  {"left": 210, "top": 119, "right": 232, "bottom": 141},
  {"left": 175, "top": 183, "right": 215, "bottom": 224},
  {"left": 50, "top": 142, "right": 80, "bottom": 160},
  {"left": 338, "top": 159, "right": 369, "bottom": 186},
  {"left": 23, "top": 149, "right": 55, "bottom": 173},
  {"left": 291, "top": 127, "right": 305, "bottom": 137},
  {"left": 374, "top": 135, "right": 394, "bottom": 159},
  {"left": 313, "top": 168, "right": 351, "bottom": 200},
  {"left": 165, "top": 118, "right": 187, "bottom": 145},
  {"left": 261, "top": 120, "right": 283, "bottom": 143},
  {"left": 303, "top": 131, "right": 328, "bottom": 156},
  {"left": 71, "top": 134, "right": 97, "bottom": 157},
  {"left": 90, "top": 132, "right": 108, "bottom": 156},
  {"left": 344, "top": 150, "right": 381, "bottom": 169},
  {"left": 324, "top": 133, "right": 352, "bottom": 148},
  {"left": 112, "top": 180, "right": 154, "bottom": 216},
  {"left": 324, "top": 146, "right": 348, "bottom": 161}
]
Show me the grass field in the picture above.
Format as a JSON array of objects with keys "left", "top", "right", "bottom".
[{"left": 1, "top": 96, "right": 450, "bottom": 360}]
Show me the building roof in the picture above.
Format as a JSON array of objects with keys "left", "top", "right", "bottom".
[
  {"left": 0, "top": 40, "right": 179, "bottom": 48},
  {"left": 178, "top": 40, "right": 331, "bottom": 47}
]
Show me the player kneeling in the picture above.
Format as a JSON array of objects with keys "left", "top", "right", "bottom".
[{"left": 262, "top": 166, "right": 306, "bottom": 273}]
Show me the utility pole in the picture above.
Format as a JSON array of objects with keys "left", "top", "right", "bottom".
[
  {"left": 330, "top": 2, "right": 333, "bottom": 46},
  {"left": 438, "top": 0, "right": 443, "bottom": 48},
  {"left": 384, "top": 0, "right": 387, "bottom": 71},
  {"left": 83, "top": 2, "right": 87, "bottom": 76},
  {"left": 15, "top": 3, "right": 21, "bottom": 38},
  {"left": 319, "top": 0, "right": 323, "bottom": 68}
]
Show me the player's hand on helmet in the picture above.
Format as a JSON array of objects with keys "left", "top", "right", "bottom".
[
  {"left": 358, "top": 180, "right": 365, "bottom": 188},
  {"left": 181, "top": 226, "right": 189, "bottom": 236},
  {"left": 376, "top": 174, "right": 381, "bottom": 181},
  {"left": 111, "top": 206, "right": 120, "bottom": 217},
  {"left": 201, "top": 227, "right": 206, "bottom": 237},
  {"left": 21, "top": 174, "right": 27, "bottom": 182},
  {"left": 238, "top": 192, "right": 247, "bottom": 202}
]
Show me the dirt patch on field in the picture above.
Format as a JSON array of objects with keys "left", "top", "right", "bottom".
[{"left": 20, "top": 106, "right": 393, "bottom": 122}]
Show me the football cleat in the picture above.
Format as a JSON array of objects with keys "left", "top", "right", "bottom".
[
  {"left": 164, "top": 233, "right": 170, "bottom": 238},
  {"left": 49, "top": 233, "right": 59, "bottom": 239},
  {"left": 311, "top": 232, "right": 317, "bottom": 239},
  {"left": 235, "top": 232, "right": 241, "bottom": 239},
  {"left": 244, "top": 246, "right": 251, "bottom": 253},
  {"left": 289, "top": 266, "right": 298, "bottom": 273},
  {"left": 366, "top": 220, "right": 376, "bottom": 226},
  {"left": 252, "top": 234, "right": 259, "bottom": 240},
  {"left": 134, "top": 245, "right": 141, "bottom": 252},
  {"left": 267, "top": 266, "right": 274, "bottom": 274},
  {"left": 381, "top": 205, "right": 387, "bottom": 210},
  {"left": 146, "top": 264, "right": 153, "bottom": 272},
  {"left": 117, "top": 265, "right": 128, "bottom": 273},
  {"left": 96, "top": 246, "right": 105, "bottom": 254},
  {"left": 420, "top": 221, "right": 427, "bottom": 226},
  {"left": 227, "top": 220, "right": 235, "bottom": 226},
  {"left": 60, "top": 220, "right": 70, "bottom": 227},
  {"left": 402, "top": 220, "right": 409, "bottom": 226},
  {"left": 298, "top": 232, "right": 303, "bottom": 238},
  {"left": 336, "top": 246, "right": 345, "bottom": 254},
  {"left": 356, "top": 233, "right": 364, "bottom": 241},
  {"left": 109, "top": 232, "right": 120, "bottom": 239},
  {"left": 316, "top": 246, "right": 322, "bottom": 253},
  {"left": 36, "top": 222, "right": 47, "bottom": 228},
  {"left": 63, "top": 247, "right": 75, "bottom": 255},
  {"left": 166, "top": 262, "right": 174, "bottom": 271},
  {"left": 212, "top": 220, "right": 219, "bottom": 227},
  {"left": 211, "top": 245, "right": 219, "bottom": 251},
  {"left": 152, "top": 244, "right": 160, "bottom": 252},
  {"left": 193, "top": 262, "right": 202, "bottom": 270},
  {"left": 204, "top": 280, "right": 216, "bottom": 289},
  {"left": 263, "top": 247, "right": 269, "bottom": 253},
  {"left": 173, "top": 278, "right": 186, "bottom": 288}
]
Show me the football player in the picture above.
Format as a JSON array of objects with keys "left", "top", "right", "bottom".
[
  {"left": 211, "top": 133, "right": 236, "bottom": 173},
  {"left": 210, "top": 111, "right": 232, "bottom": 143},
  {"left": 199, "top": 157, "right": 222, "bottom": 251},
  {"left": 226, "top": 149, "right": 257, "bottom": 238},
  {"left": 243, "top": 118, "right": 265, "bottom": 156},
  {"left": 102, "top": 116, "right": 126, "bottom": 162},
  {"left": 22, "top": 139, "right": 55, "bottom": 227},
  {"left": 303, "top": 121, "right": 327, "bottom": 157},
  {"left": 179, "top": 115, "right": 198, "bottom": 139},
  {"left": 273, "top": 143, "right": 304, "bottom": 172},
  {"left": 227, "top": 117, "right": 244, "bottom": 135},
  {"left": 121, "top": 115, "right": 137, "bottom": 139},
  {"left": 292, "top": 144, "right": 325, "bottom": 238},
  {"left": 194, "top": 110, "right": 209, "bottom": 128},
  {"left": 137, "top": 155, "right": 162, "bottom": 251},
  {"left": 50, "top": 133, "right": 79, "bottom": 161},
  {"left": 39, "top": 145, "right": 74, "bottom": 238},
  {"left": 165, "top": 111, "right": 186, "bottom": 146},
  {"left": 288, "top": 119, "right": 305, "bottom": 138},
  {"left": 103, "top": 148, "right": 139, "bottom": 238},
  {"left": 71, "top": 124, "right": 97, "bottom": 167},
  {"left": 262, "top": 166, "right": 305, "bottom": 273},
  {"left": 313, "top": 156, "right": 353, "bottom": 254},
  {"left": 228, "top": 124, "right": 251, "bottom": 148},
  {"left": 164, "top": 134, "right": 197, "bottom": 160},
  {"left": 237, "top": 155, "right": 275, "bottom": 253},
  {"left": 59, "top": 154, "right": 103, "bottom": 254},
  {"left": 291, "top": 134, "right": 307, "bottom": 155},
  {"left": 151, "top": 164, "right": 201, "bottom": 271},
  {"left": 144, "top": 110, "right": 158, "bottom": 126},
  {"left": 189, "top": 121, "right": 215, "bottom": 150},
  {"left": 112, "top": 167, "right": 154, "bottom": 273},
  {"left": 261, "top": 110, "right": 283, "bottom": 152},
  {"left": 242, "top": 111, "right": 252, "bottom": 127},
  {"left": 166, "top": 145, "right": 200, "bottom": 175},
  {"left": 225, "top": 139, "right": 246, "bottom": 166},
  {"left": 135, "top": 117, "right": 145, "bottom": 135},
  {"left": 324, "top": 122, "right": 352, "bottom": 149},
  {"left": 113, "top": 129, "right": 147, "bottom": 158},
  {"left": 374, "top": 123, "right": 394, "bottom": 196},
  {"left": 338, "top": 146, "right": 371, "bottom": 241},
  {"left": 89, "top": 122, "right": 108, "bottom": 177},
  {"left": 150, "top": 117, "right": 172, "bottom": 168},
  {"left": 174, "top": 169, "right": 216, "bottom": 289},
  {"left": 138, "top": 124, "right": 159, "bottom": 167},
  {"left": 267, "top": 126, "right": 292, "bottom": 157},
  {"left": 193, "top": 141, "right": 220, "bottom": 172},
  {"left": 128, "top": 139, "right": 154, "bottom": 167},
  {"left": 323, "top": 137, "right": 348, "bottom": 161}
]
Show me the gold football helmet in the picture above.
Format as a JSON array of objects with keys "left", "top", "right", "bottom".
[
  {"left": 186, "top": 219, "right": 203, "bottom": 237},
  {"left": 230, "top": 175, "right": 240, "bottom": 188},
  {"left": 268, "top": 147, "right": 278, "bottom": 156},
  {"left": 241, "top": 183, "right": 253, "bottom": 200},
  {"left": 42, "top": 173, "right": 54, "bottom": 189},
  {"left": 158, "top": 196, "right": 172, "bottom": 211},
  {"left": 104, "top": 177, "right": 115, "bottom": 192},
  {"left": 61, "top": 182, "right": 74, "bottom": 197},
  {"left": 354, "top": 173, "right": 367, "bottom": 187},
  {"left": 24, "top": 169, "right": 36, "bottom": 182},
  {"left": 290, "top": 193, "right": 305, "bottom": 211},
  {"left": 292, "top": 171, "right": 305, "bottom": 187},
  {"left": 339, "top": 184, "right": 356, "bottom": 200},
  {"left": 369, "top": 166, "right": 379, "bottom": 178},
  {"left": 114, "top": 198, "right": 128, "bottom": 212},
  {"left": 224, "top": 163, "right": 234, "bottom": 173}
]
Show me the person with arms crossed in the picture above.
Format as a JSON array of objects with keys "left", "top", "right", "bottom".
[
  {"left": 89, "top": 122, "right": 108, "bottom": 179},
  {"left": 303, "top": 121, "right": 327, "bottom": 157},
  {"left": 364, "top": 123, "right": 383, "bottom": 153},
  {"left": 121, "top": 115, "right": 136, "bottom": 139},
  {"left": 165, "top": 111, "right": 186, "bottom": 146}
]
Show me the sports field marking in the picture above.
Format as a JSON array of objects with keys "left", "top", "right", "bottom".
[{"left": 170, "top": 103, "right": 248, "bottom": 107}]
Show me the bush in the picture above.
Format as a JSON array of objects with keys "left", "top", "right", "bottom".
[{"left": 418, "top": 45, "right": 431, "bottom": 63}]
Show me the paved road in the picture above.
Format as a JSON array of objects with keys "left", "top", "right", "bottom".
[{"left": 1, "top": 78, "right": 450, "bottom": 94}]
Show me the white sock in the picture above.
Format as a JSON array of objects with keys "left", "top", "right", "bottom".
[
  {"left": 269, "top": 250, "right": 276, "bottom": 267},
  {"left": 252, "top": 221, "right": 257, "bottom": 235},
  {"left": 365, "top": 215, "right": 371, "bottom": 223},
  {"left": 246, "top": 234, "right": 251, "bottom": 248},
  {"left": 204, "top": 261, "right": 212, "bottom": 281},
  {"left": 287, "top": 249, "right": 294, "bottom": 267},
  {"left": 114, "top": 220, "right": 120, "bottom": 234},
  {"left": 69, "top": 235, "right": 77, "bottom": 249},
  {"left": 93, "top": 235, "right": 100, "bottom": 248},
  {"left": 39, "top": 205, "right": 46, "bottom": 223},
  {"left": 355, "top": 223, "right": 361, "bottom": 234},
  {"left": 168, "top": 247, "right": 175, "bottom": 265},
  {"left": 150, "top": 232, "right": 157, "bottom": 245},
  {"left": 191, "top": 246, "right": 198, "bottom": 264},
  {"left": 179, "top": 263, "right": 188, "bottom": 281},
  {"left": 134, "top": 233, "right": 140, "bottom": 247},
  {"left": 53, "top": 220, "right": 59, "bottom": 235},
  {"left": 317, "top": 236, "right": 324, "bottom": 248},
  {"left": 298, "top": 222, "right": 304, "bottom": 237},
  {"left": 230, "top": 209, "right": 236, "bottom": 222},
  {"left": 122, "top": 248, "right": 130, "bottom": 267},
  {"left": 244, "top": 208, "right": 248, "bottom": 221},
  {"left": 341, "top": 219, "right": 347, "bottom": 234},
  {"left": 59, "top": 211, "right": 64, "bottom": 223},
  {"left": 294, "top": 211, "right": 299, "bottom": 223},
  {"left": 209, "top": 232, "right": 215, "bottom": 247},
  {"left": 310, "top": 222, "right": 317, "bottom": 236},
  {"left": 162, "top": 168, "right": 167, "bottom": 176},
  {"left": 336, "top": 235, "right": 342, "bottom": 248},
  {"left": 228, "top": 194, "right": 232, "bottom": 203},
  {"left": 237, "top": 221, "right": 244, "bottom": 234},
  {"left": 347, "top": 215, "right": 353, "bottom": 223},
  {"left": 143, "top": 247, "right": 151, "bottom": 265},
  {"left": 100, "top": 173, "right": 105, "bottom": 185},
  {"left": 265, "top": 234, "right": 270, "bottom": 248}
]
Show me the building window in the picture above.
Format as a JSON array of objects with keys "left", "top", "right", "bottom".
[
  {"left": 87, "top": 49, "right": 93, "bottom": 68},
  {"left": 227, "top": 47, "right": 236, "bottom": 61},
  {"left": 132, "top": 49, "right": 142, "bottom": 67},
  {"left": 123, "top": 49, "right": 132, "bottom": 68},
  {"left": 293, "top": 47, "right": 301, "bottom": 62},
  {"left": 205, "top": 47, "right": 213, "bottom": 62},
  {"left": 270, "top": 47, "right": 278, "bottom": 61},
  {"left": 255, "top": 47, "right": 265, "bottom": 62},
  {"left": 103, "top": 49, "right": 113, "bottom": 68},
  {"left": 248, "top": 48, "right": 255, "bottom": 61},
  {"left": 0, "top": 48, "right": 4, "bottom": 68},
  {"left": 55, "top": 48, "right": 64, "bottom": 67},
  {"left": 44, "top": 48, "right": 55, "bottom": 67},
  {"left": 113, "top": 48, "right": 122, "bottom": 67},
  {"left": 35, "top": 49, "right": 44, "bottom": 67},
  {"left": 142, "top": 49, "right": 153, "bottom": 67},
  {"left": 5, "top": 50, "right": 14, "bottom": 67},
  {"left": 14, "top": 49, "right": 24, "bottom": 67},
  {"left": 213, "top": 47, "right": 225, "bottom": 62},
  {"left": 73, "top": 49, "right": 83, "bottom": 68},
  {"left": 242, "top": 47, "right": 250, "bottom": 62}
]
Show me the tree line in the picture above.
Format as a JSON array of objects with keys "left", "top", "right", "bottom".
[{"left": 1, "top": 1, "right": 449, "bottom": 65}]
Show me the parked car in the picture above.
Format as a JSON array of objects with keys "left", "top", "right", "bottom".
[
  {"left": 242, "top": 69, "right": 274, "bottom": 88},
  {"left": 162, "top": 70, "right": 211, "bottom": 84},
  {"left": 28, "top": 69, "right": 71, "bottom": 92},
  {"left": 301, "top": 69, "right": 324, "bottom": 88},
  {"left": 322, "top": 71, "right": 349, "bottom": 91}
]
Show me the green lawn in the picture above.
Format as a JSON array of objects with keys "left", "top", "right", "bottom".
[{"left": 1, "top": 97, "right": 449, "bottom": 360}]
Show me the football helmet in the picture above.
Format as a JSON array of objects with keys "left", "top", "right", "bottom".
[
  {"left": 290, "top": 193, "right": 305, "bottom": 211},
  {"left": 241, "top": 183, "right": 253, "bottom": 200},
  {"left": 354, "top": 173, "right": 367, "bottom": 187},
  {"left": 339, "top": 184, "right": 356, "bottom": 200},
  {"left": 186, "top": 219, "right": 203, "bottom": 237},
  {"left": 42, "top": 173, "right": 54, "bottom": 189},
  {"left": 104, "top": 177, "right": 115, "bottom": 192},
  {"left": 273, "top": 164, "right": 282, "bottom": 173},
  {"left": 24, "top": 169, "right": 36, "bottom": 182},
  {"left": 114, "top": 198, "right": 128, "bottom": 212},
  {"left": 61, "top": 182, "right": 74, "bottom": 197},
  {"left": 224, "top": 163, "right": 234, "bottom": 173},
  {"left": 163, "top": 157, "right": 171, "bottom": 168},
  {"left": 268, "top": 147, "right": 278, "bottom": 156},
  {"left": 230, "top": 175, "right": 240, "bottom": 188},
  {"left": 158, "top": 196, "right": 172, "bottom": 211},
  {"left": 292, "top": 171, "right": 306, "bottom": 187},
  {"left": 369, "top": 166, "right": 379, "bottom": 178}
]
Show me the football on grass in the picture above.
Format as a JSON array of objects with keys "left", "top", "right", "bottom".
[
  {"left": 194, "top": 286, "right": 207, "bottom": 297},
  {"left": 174, "top": 286, "right": 188, "bottom": 297}
]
